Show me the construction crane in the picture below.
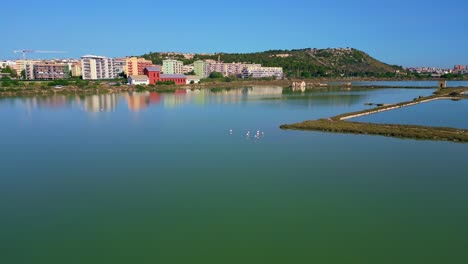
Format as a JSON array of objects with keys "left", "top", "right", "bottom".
[{"left": 13, "top": 50, "right": 68, "bottom": 61}]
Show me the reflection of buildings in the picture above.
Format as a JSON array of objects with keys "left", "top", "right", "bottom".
[
  {"left": 181, "top": 87, "right": 284, "bottom": 106},
  {"left": 245, "top": 86, "right": 283, "bottom": 95},
  {"left": 149, "top": 92, "right": 161, "bottom": 104},
  {"left": 126, "top": 92, "right": 150, "bottom": 112},
  {"left": 83, "top": 94, "right": 118, "bottom": 112},
  {"left": 20, "top": 95, "right": 70, "bottom": 110}
]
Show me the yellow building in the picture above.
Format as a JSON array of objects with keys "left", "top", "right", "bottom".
[
  {"left": 71, "top": 63, "right": 82, "bottom": 77},
  {"left": 15, "top": 60, "right": 40, "bottom": 76},
  {"left": 125, "top": 57, "right": 154, "bottom": 76}
]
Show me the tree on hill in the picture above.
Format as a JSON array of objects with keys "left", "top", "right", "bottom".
[{"left": 140, "top": 48, "right": 403, "bottom": 78}]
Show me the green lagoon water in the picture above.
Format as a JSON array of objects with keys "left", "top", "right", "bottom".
[{"left": 1, "top": 86, "right": 467, "bottom": 264}]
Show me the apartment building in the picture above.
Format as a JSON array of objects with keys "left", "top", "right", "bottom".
[
  {"left": 71, "top": 63, "right": 82, "bottom": 77},
  {"left": 194, "top": 60, "right": 211, "bottom": 78},
  {"left": 183, "top": 64, "right": 195, "bottom": 74},
  {"left": 81, "top": 55, "right": 116, "bottom": 80},
  {"left": 26, "top": 62, "right": 70, "bottom": 80},
  {"left": 125, "top": 57, "right": 153, "bottom": 76},
  {"left": 209, "top": 62, "right": 261, "bottom": 77},
  {"left": 242, "top": 66, "right": 283, "bottom": 79},
  {"left": 114, "top": 58, "right": 127, "bottom": 77},
  {"left": 162, "top": 59, "right": 184, "bottom": 74},
  {"left": 15, "top": 60, "right": 41, "bottom": 77}
]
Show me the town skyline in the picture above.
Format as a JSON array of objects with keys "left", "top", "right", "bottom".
[{"left": 2, "top": 0, "right": 467, "bottom": 68}]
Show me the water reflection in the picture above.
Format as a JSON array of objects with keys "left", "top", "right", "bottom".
[
  {"left": 125, "top": 92, "right": 150, "bottom": 112},
  {"left": 19, "top": 95, "right": 70, "bottom": 110},
  {"left": 83, "top": 94, "right": 118, "bottom": 112},
  {"left": 2, "top": 86, "right": 421, "bottom": 113}
]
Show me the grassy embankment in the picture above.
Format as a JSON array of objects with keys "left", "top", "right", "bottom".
[{"left": 280, "top": 88, "right": 468, "bottom": 143}]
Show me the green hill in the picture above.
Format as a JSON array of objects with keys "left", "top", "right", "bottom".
[{"left": 140, "top": 48, "right": 403, "bottom": 78}]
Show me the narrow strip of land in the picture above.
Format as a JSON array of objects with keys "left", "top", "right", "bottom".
[
  {"left": 339, "top": 97, "right": 456, "bottom": 120},
  {"left": 281, "top": 88, "right": 468, "bottom": 143}
]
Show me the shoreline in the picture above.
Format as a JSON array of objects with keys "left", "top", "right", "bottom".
[
  {"left": 0, "top": 80, "right": 291, "bottom": 98},
  {"left": 280, "top": 88, "right": 468, "bottom": 143},
  {"left": 2, "top": 78, "right": 468, "bottom": 98}
]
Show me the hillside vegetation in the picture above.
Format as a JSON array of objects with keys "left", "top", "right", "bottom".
[{"left": 140, "top": 48, "right": 403, "bottom": 78}]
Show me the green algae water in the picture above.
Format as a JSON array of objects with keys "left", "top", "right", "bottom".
[{"left": 1, "top": 87, "right": 467, "bottom": 264}]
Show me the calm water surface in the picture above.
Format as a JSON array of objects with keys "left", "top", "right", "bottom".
[
  {"left": 1, "top": 87, "right": 467, "bottom": 264},
  {"left": 348, "top": 80, "right": 468, "bottom": 87},
  {"left": 353, "top": 99, "right": 468, "bottom": 129}
]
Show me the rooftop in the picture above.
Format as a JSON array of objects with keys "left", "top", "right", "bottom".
[
  {"left": 129, "top": 75, "right": 149, "bottom": 81},
  {"left": 145, "top": 66, "right": 161, "bottom": 72},
  {"left": 161, "top": 74, "right": 186, "bottom": 79},
  {"left": 81, "top": 55, "right": 108, "bottom": 59}
]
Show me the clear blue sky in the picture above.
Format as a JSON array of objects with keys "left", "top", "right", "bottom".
[{"left": 2, "top": 0, "right": 466, "bottom": 68}]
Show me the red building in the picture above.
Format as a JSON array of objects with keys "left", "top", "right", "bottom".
[{"left": 144, "top": 67, "right": 186, "bottom": 85}]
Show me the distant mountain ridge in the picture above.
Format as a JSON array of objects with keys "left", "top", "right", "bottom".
[{"left": 140, "top": 48, "right": 403, "bottom": 78}]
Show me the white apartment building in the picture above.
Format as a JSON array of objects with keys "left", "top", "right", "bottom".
[
  {"left": 183, "top": 64, "right": 195, "bottom": 74},
  {"left": 81, "top": 55, "right": 116, "bottom": 80},
  {"left": 162, "top": 60, "right": 184, "bottom": 74},
  {"left": 209, "top": 62, "right": 261, "bottom": 77},
  {"left": 242, "top": 66, "right": 283, "bottom": 79}
]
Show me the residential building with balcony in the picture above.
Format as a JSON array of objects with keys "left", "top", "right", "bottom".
[
  {"left": 71, "top": 63, "right": 82, "bottom": 77},
  {"left": 29, "top": 63, "right": 70, "bottom": 80},
  {"left": 162, "top": 60, "right": 183, "bottom": 74},
  {"left": 209, "top": 62, "right": 261, "bottom": 77},
  {"left": 125, "top": 57, "right": 153, "bottom": 76},
  {"left": 81, "top": 55, "right": 116, "bottom": 80},
  {"left": 183, "top": 64, "right": 195, "bottom": 74},
  {"left": 242, "top": 66, "right": 283, "bottom": 79},
  {"left": 194, "top": 60, "right": 211, "bottom": 78},
  {"left": 15, "top": 60, "right": 40, "bottom": 77},
  {"left": 114, "top": 58, "right": 127, "bottom": 77}
]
